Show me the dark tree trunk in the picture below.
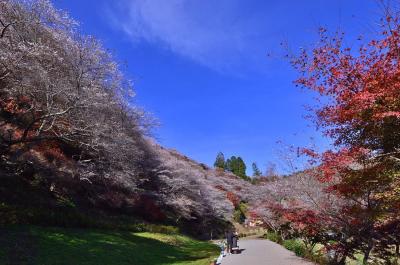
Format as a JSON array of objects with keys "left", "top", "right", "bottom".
[
  {"left": 362, "top": 251, "right": 370, "bottom": 265},
  {"left": 363, "top": 239, "right": 374, "bottom": 265}
]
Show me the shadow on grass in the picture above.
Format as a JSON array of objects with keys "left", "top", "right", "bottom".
[
  {"left": 0, "top": 226, "right": 37, "bottom": 265},
  {"left": 0, "top": 226, "right": 218, "bottom": 265}
]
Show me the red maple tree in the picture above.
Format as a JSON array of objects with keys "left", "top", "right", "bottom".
[{"left": 292, "top": 13, "right": 400, "bottom": 264}]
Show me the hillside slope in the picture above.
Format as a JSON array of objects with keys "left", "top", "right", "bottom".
[
  {"left": 0, "top": 0, "right": 266, "bottom": 239},
  {"left": 146, "top": 142, "right": 260, "bottom": 237}
]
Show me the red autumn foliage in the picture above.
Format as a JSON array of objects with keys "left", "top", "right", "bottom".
[
  {"left": 226, "top": 191, "right": 239, "bottom": 208},
  {"left": 291, "top": 13, "right": 400, "bottom": 263},
  {"left": 0, "top": 96, "right": 32, "bottom": 115},
  {"left": 294, "top": 24, "right": 400, "bottom": 152},
  {"left": 34, "top": 141, "right": 70, "bottom": 164},
  {"left": 283, "top": 208, "right": 323, "bottom": 236},
  {"left": 214, "top": 185, "right": 227, "bottom": 192}
]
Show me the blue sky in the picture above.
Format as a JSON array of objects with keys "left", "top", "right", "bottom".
[{"left": 53, "top": 0, "right": 382, "bottom": 174}]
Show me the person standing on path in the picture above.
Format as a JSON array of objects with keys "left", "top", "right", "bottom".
[
  {"left": 232, "top": 231, "right": 238, "bottom": 251},
  {"left": 226, "top": 230, "right": 234, "bottom": 254},
  {"left": 220, "top": 239, "right": 316, "bottom": 265}
]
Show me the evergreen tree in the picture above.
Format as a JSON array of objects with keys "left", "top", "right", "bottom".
[
  {"left": 225, "top": 156, "right": 236, "bottom": 172},
  {"left": 252, "top": 162, "right": 262, "bottom": 177},
  {"left": 236, "top": 157, "right": 247, "bottom": 179},
  {"left": 225, "top": 156, "right": 248, "bottom": 180},
  {"left": 213, "top": 152, "right": 226, "bottom": 169}
]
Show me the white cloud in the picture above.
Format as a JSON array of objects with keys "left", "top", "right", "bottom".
[{"left": 107, "top": 0, "right": 266, "bottom": 73}]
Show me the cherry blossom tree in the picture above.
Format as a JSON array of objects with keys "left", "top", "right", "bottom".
[{"left": 0, "top": 0, "right": 154, "bottom": 188}]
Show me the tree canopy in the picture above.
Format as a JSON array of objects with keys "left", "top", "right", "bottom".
[
  {"left": 226, "top": 156, "right": 248, "bottom": 180},
  {"left": 252, "top": 162, "right": 262, "bottom": 177},
  {"left": 288, "top": 12, "right": 400, "bottom": 264},
  {"left": 213, "top": 152, "right": 225, "bottom": 169}
]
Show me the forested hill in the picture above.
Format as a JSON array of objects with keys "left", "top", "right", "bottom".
[{"left": 0, "top": 0, "right": 259, "bottom": 238}]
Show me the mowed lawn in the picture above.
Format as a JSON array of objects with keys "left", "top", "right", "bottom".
[{"left": 0, "top": 226, "right": 219, "bottom": 265}]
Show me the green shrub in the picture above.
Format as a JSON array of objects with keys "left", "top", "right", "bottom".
[
  {"left": 142, "top": 224, "right": 180, "bottom": 234},
  {"left": 283, "top": 239, "right": 306, "bottom": 257},
  {"left": 306, "top": 252, "right": 328, "bottom": 265},
  {"left": 233, "top": 209, "right": 245, "bottom": 223},
  {"left": 264, "top": 233, "right": 328, "bottom": 264},
  {"left": 265, "top": 231, "right": 282, "bottom": 243},
  {"left": 233, "top": 202, "right": 248, "bottom": 223}
]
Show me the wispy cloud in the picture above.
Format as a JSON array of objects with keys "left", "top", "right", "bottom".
[{"left": 106, "top": 0, "right": 267, "bottom": 73}]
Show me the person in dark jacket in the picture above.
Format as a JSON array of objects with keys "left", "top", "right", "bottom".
[
  {"left": 232, "top": 233, "right": 238, "bottom": 248},
  {"left": 226, "top": 230, "right": 234, "bottom": 254}
]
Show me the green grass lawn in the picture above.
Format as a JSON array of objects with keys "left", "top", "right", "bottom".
[
  {"left": 0, "top": 226, "right": 219, "bottom": 265},
  {"left": 346, "top": 253, "right": 364, "bottom": 265}
]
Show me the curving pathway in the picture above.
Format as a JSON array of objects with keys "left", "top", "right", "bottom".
[{"left": 220, "top": 239, "right": 315, "bottom": 265}]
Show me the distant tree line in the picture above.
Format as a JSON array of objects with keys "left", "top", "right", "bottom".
[{"left": 214, "top": 152, "right": 265, "bottom": 181}]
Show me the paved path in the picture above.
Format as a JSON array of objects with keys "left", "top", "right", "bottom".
[{"left": 220, "top": 239, "right": 315, "bottom": 265}]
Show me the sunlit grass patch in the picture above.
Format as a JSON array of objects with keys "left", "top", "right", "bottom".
[{"left": 0, "top": 226, "right": 219, "bottom": 265}]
